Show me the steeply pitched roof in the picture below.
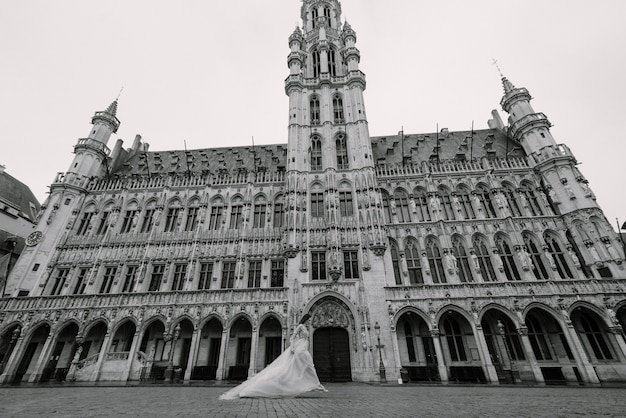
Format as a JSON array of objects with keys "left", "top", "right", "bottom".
[{"left": 0, "top": 168, "right": 41, "bottom": 222}]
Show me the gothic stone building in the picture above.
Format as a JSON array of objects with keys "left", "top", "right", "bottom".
[{"left": 1, "top": 0, "right": 625, "bottom": 386}]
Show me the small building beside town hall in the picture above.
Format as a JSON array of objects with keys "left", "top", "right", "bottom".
[{"left": 1, "top": 0, "right": 625, "bottom": 386}]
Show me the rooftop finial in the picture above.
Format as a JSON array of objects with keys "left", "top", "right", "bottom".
[
  {"left": 492, "top": 59, "right": 503, "bottom": 78},
  {"left": 116, "top": 86, "right": 124, "bottom": 101},
  {"left": 493, "top": 59, "right": 515, "bottom": 94}
]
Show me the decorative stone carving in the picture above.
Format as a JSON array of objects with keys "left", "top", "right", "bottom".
[{"left": 311, "top": 301, "right": 350, "bottom": 328}]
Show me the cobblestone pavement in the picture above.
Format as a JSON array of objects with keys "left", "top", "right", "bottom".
[{"left": 0, "top": 383, "right": 625, "bottom": 417}]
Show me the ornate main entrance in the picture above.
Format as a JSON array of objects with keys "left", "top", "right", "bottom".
[
  {"left": 309, "top": 297, "right": 353, "bottom": 382},
  {"left": 313, "top": 327, "right": 351, "bottom": 382}
]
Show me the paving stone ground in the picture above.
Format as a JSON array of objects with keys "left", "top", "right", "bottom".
[{"left": 0, "top": 383, "right": 625, "bottom": 417}]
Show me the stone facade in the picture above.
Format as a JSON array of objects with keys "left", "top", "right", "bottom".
[{"left": 1, "top": 0, "right": 625, "bottom": 386}]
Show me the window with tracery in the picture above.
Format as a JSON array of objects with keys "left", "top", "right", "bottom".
[
  {"left": 426, "top": 238, "right": 446, "bottom": 283},
  {"left": 544, "top": 233, "right": 574, "bottom": 279},
  {"left": 333, "top": 94, "right": 344, "bottom": 123},
  {"left": 310, "top": 96, "right": 320, "bottom": 125},
  {"left": 405, "top": 239, "right": 423, "bottom": 284},
  {"left": 520, "top": 183, "right": 544, "bottom": 216},
  {"left": 438, "top": 188, "right": 454, "bottom": 220},
  {"left": 452, "top": 236, "right": 473, "bottom": 282},
  {"left": 473, "top": 236, "right": 497, "bottom": 281},
  {"left": 311, "top": 136, "right": 323, "bottom": 171},
  {"left": 523, "top": 234, "right": 549, "bottom": 280},
  {"left": 390, "top": 242, "right": 402, "bottom": 285},
  {"left": 336, "top": 134, "right": 348, "bottom": 169},
  {"left": 475, "top": 185, "right": 496, "bottom": 218},
  {"left": 394, "top": 190, "right": 411, "bottom": 223},
  {"left": 456, "top": 186, "right": 475, "bottom": 219},
  {"left": 495, "top": 235, "right": 521, "bottom": 281},
  {"left": 503, "top": 185, "right": 522, "bottom": 217},
  {"left": 443, "top": 317, "right": 467, "bottom": 361},
  {"left": 414, "top": 189, "right": 431, "bottom": 222}
]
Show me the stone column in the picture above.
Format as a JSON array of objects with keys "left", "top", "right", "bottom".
[
  {"left": 561, "top": 322, "right": 600, "bottom": 385},
  {"left": 184, "top": 328, "right": 202, "bottom": 381},
  {"left": 28, "top": 333, "right": 56, "bottom": 383},
  {"left": 94, "top": 331, "right": 113, "bottom": 382},
  {"left": 390, "top": 328, "right": 402, "bottom": 382},
  {"left": 517, "top": 327, "right": 545, "bottom": 385},
  {"left": 430, "top": 330, "right": 448, "bottom": 384},
  {"left": 215, "top": 329, "right": 228, "bottom": 381},
  {"left": 248, "top": 325, "right": 260, "bottom": 377},
  {"left": 121, "top": 332, "right": 140, "bottom": 382},
  {"left": 472, "top": 324, "right": 499, "bottom": 385}
]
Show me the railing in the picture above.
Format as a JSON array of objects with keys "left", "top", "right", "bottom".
[
  {"left": 105, "top": 352, "right": 130, "bottom": 361},
  {"left": 508, "top": 113, "right": 550, "bottom": 141},
  {"left": 76, "top": 353, "right": 100, "bottom": 370},
  {"left": 0, "top": 288, "right": 290, "bottom": 312},
  {"left": 384, "top": 278, "right": 625, "bottom": 302}
]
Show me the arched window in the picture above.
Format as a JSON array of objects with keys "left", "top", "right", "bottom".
[
  {"left": 329, "top": 49, "right": 338, "bottom": 77},
  {"left": 523, "top": 234, "right": 549, "bottom": 280},
  {"left": 381, "top": 191, "right": 392, "bottom": 223},
  {"left": 452, "top": 235, "right": 473, "bottom": 283},
  {"left": 577, "top": 311, "right": 613, "bottom": 360},
  {"left": 312, "top": 49, "right": 321, "bottom": 78},
  {"left": 473, "top": 236, "right": 497, "bottom": 282},
  {"left": 252, "top": 196, "right": 267, "bottom": 229},
  {"left": 413, "top": 189, "right": 430, "bottom": 222},
  {"left": 443, "top": 316, "right": 467, "bottom": 361},
  {"left": 495, "top": 235, "right": 521, "bottom": 281},
  {"left": 438, "top": 187, "right": 454, "bottom": 220},
  {"left": 273, "top": 196, "right": 285, "bottom": 228},
  {"left": 77, "top": 204, "right": 97, "bottom": 235},
  {"left": 503, "top": 184, "right": 522, "bottom": 217},
  {"left": 390, "top": 241, "right": 402, "bottom": 285},
  {"left": 184, "top": 200, "right": 200, "bottom": 231},
  {"left": 338, "top": 189, "right": 354, "bottom": 217},
  {"left": 544, "top": 233, "right": 574, "bottom": 279},
  {"left": 208, "top": 197, "right": 224, "bottom": 231},
  {"left": 336, "top": 133, "right": 348, "bottom": 169},
  {"left": 310, "top": 96, "right": 320, "bottom": 125},
  {"left": 405, "top": 239, "right": 423, "bottom": 285},
  {"left": 566, "top": 230, "right": 592, "bottom": 278},
  {"left": 426, "top": 237, "right": 446, "bottom": 284},
  {"left": 323, "top": 6, "right": 331, "bottom": 27},
  {"left": 520, "top": 183, "right": 544, "bottom": 216},
  {"left": 394, "top": 190, "right": 411, "bottom": 223},
  {"left": 475, "top": 185, "right": 496, "bottom": 218},
  {"left": 229, "top": 197, "right": 244, "bottom": 229},
  {"left": 96, "top": 203, "right": 113, "bottom": 235},
  {"left": 333, "top": 94, "right": 344, "bottom": 123},
  {"left": 526, "top": 315, "right": 553, "bottom": 360},
  {"left": 311, "top": 7, "right": 319, "bottom": 29},
  {"left": 455, "top": 186, "right": 475, "bottom": 219},
  {"left": 164, "top": 200, "right": 182, "bottom": 232},
  {"left": 310, "top": 136, "right": 322, "bottom": 171}
]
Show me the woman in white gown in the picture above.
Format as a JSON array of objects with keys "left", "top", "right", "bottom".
[{"left": 219, "top": 314, "right": 327, "bottom": 399}]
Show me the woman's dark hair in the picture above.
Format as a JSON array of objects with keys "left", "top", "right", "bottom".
[{"left": 298, "top": 313, "right": 311, "bottom": 324}]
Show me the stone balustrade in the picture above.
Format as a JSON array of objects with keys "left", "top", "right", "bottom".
[
  {"left": 105, "top": 352, "right": 130, "bottom": 361},
  {"left": 0, "top": 288, "right": 290, "bottom": 313}
]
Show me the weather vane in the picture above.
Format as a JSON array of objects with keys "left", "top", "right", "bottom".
[
  {"left": 116, "top": 86, "right": 124, "bottom": 101},
  {"left": 492, "top": 59, "right": 504, "bottom": 78}
]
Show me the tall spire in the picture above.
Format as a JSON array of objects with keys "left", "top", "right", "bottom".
[
  {"left": 501, "top": 76, "right": 515, "bottom": 94},
  {"left": 105, "top": 99, "right": 118, "bottom": 117}
]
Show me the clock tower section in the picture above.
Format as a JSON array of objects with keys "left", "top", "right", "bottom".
[{"left": 5, "top": 100, "right": 120, "bottom": 296}]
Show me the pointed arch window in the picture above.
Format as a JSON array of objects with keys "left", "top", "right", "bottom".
[
  {"left": 312, "top": 49, "right": 321, "bottom": 78},
  {"left": 405, "top": 239, "right": 423, "bottom": 285},
  {"left": 323, "top": 6, "right": 331, "bottom": 27},
  {"left": 208, "top": 199, "right": 224, "bottom": 230},
  {"left": 77, "top": 206, "right": 96, "bottom": 236},
  {"left": 544, "top": 233, "right": 574, "bottom": 279},
  {"left": 310, "top": 136, "right": 323, "bottom": 171},
  {"left": 520, "top": 183, "right": 544, "bottom": 216},
  {"left": 273, "top": 197, "right": 285, "bottom": 228},
  {"left": 495, "top": 235, "right": 521, "bottom": 281},
  {"left": 413, "top": 189, "right": 431, "bottom": 222},
  {"left": 523, "top": 234, "right": 549, "bottom": 280},
  {"left": 438, "top": 187, "right": 454, "bottom": 220},
  {"left": 394, "top": 190, "right": 411, "bottom": 223},
  {"left": 329, "top": 49, "right": 338, "bottom": 77},
  {"left": 311, "top": 7, "right": 319, "bottom": 29},
  {"left": 164, "top": 202, "right": 181, "bottom": 232},
  {"left": 566, "top": 230, "right": 592, "bottom": 278},
  {"left": 96, "top": 207, "right": 112, "bottom": 235},
  {"left": 452, "top": 236, "right": 473, "bottom": 283},
  {"left": 253, "top": 198, "right": 267, "bottom": 229},
  {"left": 229, "top": 198, "right": 244, "bottom": 229},
  {"left": 526, "top": 315, "right": 553, "bottom": 360},
  {"left": 310, "top": 96, "right": 320, "bottom": 125},
  {"left": 503, "top": 184, "right": 522, "bottom": 217},
  {"left": 426, "top": 238, "right": 446, "bottom": 283},
  {"left": 336, "top": 133, "right": 348, "bottom": 169},
  {"left": 333, "top": 94, "right": 344, "bottom": 123},
  {"left": 578, "top": 312, "right": 613, "bottom": 360},
  {"left": 338, "top": 191, "right": 353, "bottom": 217},
  {"left": 382, "top": 191, "right": 392, "bottom": 223},
  {"left": 475, "top": 185, "right": 496, "bottom": 218},
  {"left": 184, "top": 201, "right": 200, "bottom": 231},
  {"left": 455, "top": 186, "right": 475, "bottom": 219},
  {"left": 473, "top": 236, "right": 497, "bottom": 282},
  {"left": 390, "top": 241, "right": 402, "bottom": 285},
  {"left": 443, "top": 316, "right": 467, "bottom": 361}
]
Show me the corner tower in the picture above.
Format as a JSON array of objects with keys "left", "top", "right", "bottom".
[{"left": 4, "top": 100, "right": 120, "bottom": 296}]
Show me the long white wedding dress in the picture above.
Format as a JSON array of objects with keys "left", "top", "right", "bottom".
[{"left": 219, "top": 324, "right": 327, "bottom": 399}]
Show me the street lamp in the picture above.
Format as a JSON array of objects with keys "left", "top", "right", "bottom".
[
  {"left": 0, "top": 326, "right": 20, "bottom": 374},
  {"left": 496, "top": 319, "right": 518, "bottom": 384},
  {"left": 164, "top": 323, "right": 181, "bottom": 383},
  {"left": 374, "top": 322, "right": 386, "bottom": 384}
]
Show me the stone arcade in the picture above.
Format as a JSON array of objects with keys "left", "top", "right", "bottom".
[{"left": 1, "top": 0, "right": 626, "bottom": 386}]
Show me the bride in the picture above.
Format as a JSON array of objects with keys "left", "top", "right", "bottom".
[{"left": 219, "top": 314, "right": 327, "bottom": 399}]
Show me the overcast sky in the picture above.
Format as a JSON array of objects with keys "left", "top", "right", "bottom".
[{"left": 1, "top": 0, "right": 625, "bottom": 231}]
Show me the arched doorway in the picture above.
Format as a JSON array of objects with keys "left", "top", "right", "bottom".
[
  {"left": 138, "top": 319, "right": 166, "bottom": 380},
  {"left": 396, "top": 311, "right": 439, "bottom": 382},
  {"left": 310, "top": 297, "right": 353, "bottom": 382},
  {"left": 192, "top": 317, "right": 223, "bottom": 380},
  {"left": 0, "top": 325, "right": 22, "bottom": 375},
  {"left": 42, "top": 322, "right": 79, "bottom": 382},
  {"left": 258, "top": 316, "right": 283, "bottom": 371},
  {"left": 481, "top": 309, "right": 525, "bottom": 384},
  {"left": 13, "top": 323, "right": 50, "bottom": 383},
  {"left": 439, "top": 310, "right": 486, "bottom": 383},
  {"left": 172, "top": 319, "right": 194, "bottom": 380},
  {"left": 227, "top": 317, "right": 252, "bottom": 380}
]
